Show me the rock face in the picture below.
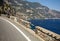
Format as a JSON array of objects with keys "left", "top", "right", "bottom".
[{"left": 5, "top": 0, "right": 60, "bottom": 19}]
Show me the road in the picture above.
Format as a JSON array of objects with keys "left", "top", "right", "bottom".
[{"left": 0, "top": 17, "right": 42, "bottom": 41}]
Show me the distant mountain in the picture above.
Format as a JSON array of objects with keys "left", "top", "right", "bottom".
[{"left": 6, "top": 0, "right": 60, "bottom": 20}]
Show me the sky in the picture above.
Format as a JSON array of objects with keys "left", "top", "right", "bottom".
[{"left": 27, "top": 0, "right": 60, "bottom": 11}]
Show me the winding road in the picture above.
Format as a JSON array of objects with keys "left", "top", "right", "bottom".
[{"left": 0, "top": 17, "right": 42, "bottom": 41}]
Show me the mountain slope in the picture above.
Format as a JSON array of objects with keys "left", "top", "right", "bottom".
[{"left": 6, "top": 0, "right": 60, "bottom": 20}]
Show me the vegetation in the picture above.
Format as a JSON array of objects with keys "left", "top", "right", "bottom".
[{"left": 0, "top": 0, "right": 16, "bottom": 17}]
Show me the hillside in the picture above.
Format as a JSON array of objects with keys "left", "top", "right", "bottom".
[{"left": 5, "top": 0, "right": 60, "bottom": 20}]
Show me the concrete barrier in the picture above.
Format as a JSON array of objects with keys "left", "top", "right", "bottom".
[
  {"left": 10, "top": 16, "right": 17, "bottom": 22},
  {"left": 36, "top": 26, "right": 60, "bottom": 39},
  {"left": 10, "top": 17, "right": 31, "bottom": 28},
  {"left": 18, "top": 19, "right": 31, "bottom": 28}
]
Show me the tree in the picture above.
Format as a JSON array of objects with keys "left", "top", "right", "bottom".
[{"left": 0, "top": 0, "right": 16, "bottom": 17}]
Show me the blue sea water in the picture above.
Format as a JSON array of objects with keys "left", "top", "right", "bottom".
[{"left": 29, "top": 19, "right": 60, "bottom": 34}]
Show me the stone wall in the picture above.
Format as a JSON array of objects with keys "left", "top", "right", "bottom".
[{"left": 35, "top": 26, "right": 60, "bottom": 41}]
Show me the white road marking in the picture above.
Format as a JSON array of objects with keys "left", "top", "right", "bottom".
[{"left": 0, "top": 18, "right": 31, "bottom": 41}]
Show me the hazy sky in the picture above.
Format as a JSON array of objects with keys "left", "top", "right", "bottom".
[{"left": 27, "top": 0, "right": 60, "bottom": 11}]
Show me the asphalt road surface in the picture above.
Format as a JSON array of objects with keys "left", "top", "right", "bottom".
[{"left": 0, "top": 17, "right": 42, "bottom": 41}]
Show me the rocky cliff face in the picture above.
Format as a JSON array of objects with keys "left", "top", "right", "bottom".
[{"left": 5, "top": 0, "right": 60, "bottom": 19}]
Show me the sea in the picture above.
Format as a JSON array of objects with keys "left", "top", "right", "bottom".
[{"left": 29, "top": 19, "right": 60, "bottom": 34}]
